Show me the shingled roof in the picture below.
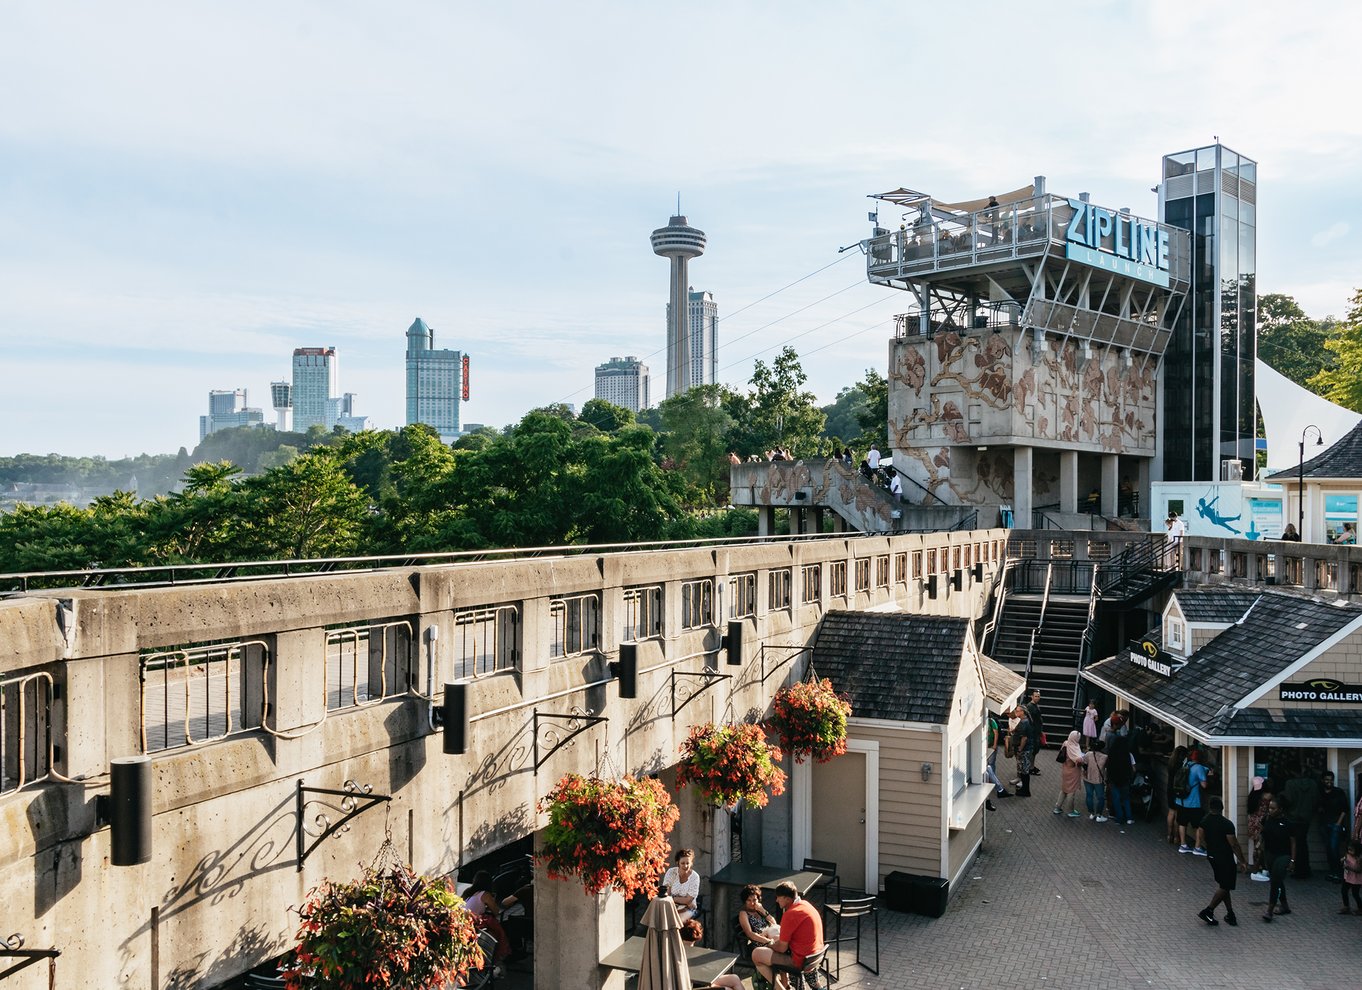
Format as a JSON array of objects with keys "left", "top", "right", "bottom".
[
  {"left": 811, "top": 610, "right": 970, "bottom": 723},
  {"left": 1083, "top": 590, "right": 1362, "bottom": 741},
  {"left": 1173, "top": 587, "right": 1261, "bottom": 624},
  {"left": 1265, "top": 418, "right": 1362, "bottom": 481}
]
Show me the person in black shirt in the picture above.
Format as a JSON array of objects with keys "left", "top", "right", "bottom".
[
  {"left": 1023, "top": 689, "right": 1044, "bottom": 776},
  {"left": 1319, "top": 771, "right": 1350, "bottom": 882},
  {"left": 1195, "top": 796, "right": 1246, "bottom": 926},
  {"left": 1259, "top": 798, "right": 1298, "bottom": 922}
]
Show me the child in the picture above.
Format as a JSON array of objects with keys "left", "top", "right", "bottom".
[{"left": 1342, "top": 840, "right": 1362, "bottom": 915}]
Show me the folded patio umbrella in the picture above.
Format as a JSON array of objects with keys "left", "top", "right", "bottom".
[{"left": 639, "top": 895, "right": 691, "bottom": 990}]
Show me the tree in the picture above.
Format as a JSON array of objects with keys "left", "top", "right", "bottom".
[
  {"left": 728, "top": 347, "right": 827, "bottom": 457},
  {"left": 656, "top": 385, "right": 734, "bottom": 505},
  {"left": 235, "top": 452, "right": 370, "bottom": 559},
  {"left": 1257, "top": 293, "right": 1336, "bottom": 388},
  {"left": 820, "top": 386, "right": 868, "bottom": 445},
  {"left": 579, "top": 399, "right": 635, "bottom": 434},
  {"left": 853, "top": 368, "right": 889, "bottom": 450},
  {"left": 1310, "top": 289, "right": 1362, "bottom": 411}
]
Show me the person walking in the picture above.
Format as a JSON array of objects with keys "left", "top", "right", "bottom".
[
  {"left": 1195, "top": 796, "right": 1247, "bottom": 926},
  {"left": 1081, "top": 738, "right": 1108, "bottom": 821},
  {"left": 1053, "top": 731, "right": 1084, "bottom": 818},
  {"left": 1246, "top": 777, "right": 1274, "bottom": 879},
  {"left": 1010, "top": 705, "right": 1034, "bottom": 797},
  {"left": 1319, "top": 770, "right": 1349, "bottom": 882},
  {"left": 1105, "top": 733, "right": 1136, "bottom": 824},
  {"left": 1164, "top": 745, "right": 1189, "bottom": 845},
  {"left": 1340, "top": 841, "right": 1362, "bottom": 915},
  {"left": 1175, "top": 749, "right": 1209, "bottom": 854},
  {"left": 1023, "top": 689, "right": 1045, "bottom": 777},
  {"left": 1259, "top": 798, "right": 1297, "bottom": 922},
  {"left": 1282, "top": 763, "right": 1320, "bottom": 878}
]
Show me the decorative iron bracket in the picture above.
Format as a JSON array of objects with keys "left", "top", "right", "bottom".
[
  {"left": 759, "top": 644, "right": 809, "bottom": 683},
  {"left": 0, "top": 933, "right": 59, "bottom": 982},
  {"left": 296, "top": 779, "right": 392, "bottom": 870},
  {"left": 671, "top": 668, "right": 733, "bottom": 717},
  {"left": 533, "top": 708, "right": 607, "bottom": 771}
]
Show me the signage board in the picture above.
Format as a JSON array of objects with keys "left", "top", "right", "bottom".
[
  {"left": 462, "top": 355, "right": 470, "bottom": 401},
  {"left": 1065, "top": 199, "right": 1170, "bottom": 287},
  {"left": 1128, "top": 638, "right": 1181, "bottom": 679},
  {"left": 1278, "top": 679, "right": 1362, "bottom": 703}
]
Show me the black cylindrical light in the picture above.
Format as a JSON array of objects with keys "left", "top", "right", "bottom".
[
  {"left": 443, "top": 682, "right": 469, "bottom": 755},
  {"left": 616, "top": 643, "right": 638, "bottom": 699},
  {"left": 726, "top": 619, "right": 744, "bottom": 666},
  {"left": 110, "top": 755, "right": 152, "bottom": 866}
]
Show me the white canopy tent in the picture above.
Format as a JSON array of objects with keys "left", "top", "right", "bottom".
[{"left": 1255, "top": 358, "right": 1360, "bottom": 473}]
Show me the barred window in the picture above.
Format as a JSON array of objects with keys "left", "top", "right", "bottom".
[
  {"left": 830, "top": 561, "right": 848, "bottom": 597},
  {"left": 453, "top": 604, "right": 520, "bottom": 679},
  {"left": 855, "top": 558, "right": 871, "bottom": 592},
  {"left": 551, "top": 594, "right": 601, "bottom": 657},
  {"left": 1, "top": 671, "right": 56, "bottom": 794},
  {"left": 1208, "top": 549, "right": 1223, "bottom": 575},
  {"left": 963, "top": 544, "right": 973, "bottom": 569},
  {"left": 141, "top": 639, "right": 268, "bottom": 753},
  {"left": 1088, "top": 541, "right": 1112, "bottom": 561},
  {"left": 1315, "top": 559, "right": 1337, "bottom": 590},
  {"left": 894, "top": 552, "right": 907, "bottom": 584},
  {"left": 682, "top": 580, "right": 715, "bottom": 629},
  {"left": 1049, "top": 539, "right": 1074, "bottom": 560},
  {"left": 727, "top": 573, "right": 757, "bottom": 618},
  {"left": 801, "top": 564, "right": 822, "bottom": 604},
  {"left": 623, "top": 585, "right": 664, "bottom": 640},
  {"left": 1283, "top": 557, "right": 1303, "bottom": 586},
  {"left": 326, "top": 620, "right": 415, "bottom": 710},
  {"left": 912, "top": 550, "right": 923, "bottom": 579},
  {"left": 925, "top": 548, "right": 937, "bottom": 575},
  {"left": 1230, "top": 552, "right": 1247, "bottom": 579},
  {"left": 951, "top": 546, "right": 962, "bottom": 570},
  {"left": 768, "top": 569, "right": 792, "bottom": 610},
  {"left": 875, "top": 555, "right": 890, "bottom": 588}
]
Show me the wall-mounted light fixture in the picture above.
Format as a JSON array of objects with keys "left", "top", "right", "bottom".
[
  {"left": 110, "top": 755, "right": 152, "bottom": 866},
  {"left": 920, "top": 762, "right": 934, "bottom": 782},
  {"left": 442, "top": 682, "right": 469, "bottom": 755},
  {"left": 724, "top": 620, "right": 744, "bottom": 666},
  {"left": 609, "top": 643, "right": 638, "bottom": 698}
]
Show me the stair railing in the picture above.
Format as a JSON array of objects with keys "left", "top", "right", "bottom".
[
  {"left": 1023, "top": 627, "right": 1039, "bottom": 684},
  {"left": 980, "top": 557, "right": 1014, "bottom": 654},
  {"left": 1074, "top": 562, "right": 1101, "bottom": 714},
  {"left": 1037, "top": 561, "right": 1054, "bottom": 627}
]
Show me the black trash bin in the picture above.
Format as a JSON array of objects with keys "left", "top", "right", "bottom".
[
  {"left": 883, "top": 870, "right": 913, "bottom": 913},
  {"left": 910, "top": 875, "right": 949, "bottom": 918}
]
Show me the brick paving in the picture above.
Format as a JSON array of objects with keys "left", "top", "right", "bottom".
[{"left": 825, "top": 793, "right": 1359, "bottom": 990}]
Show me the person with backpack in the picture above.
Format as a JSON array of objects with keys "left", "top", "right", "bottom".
[{"left": 1175, "top": 749, "right": 1209, "bottom": 855}]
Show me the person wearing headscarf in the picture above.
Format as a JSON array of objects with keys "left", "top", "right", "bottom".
[{"left": 1053, "top": 731, "right": 1085, "bottom": 817}]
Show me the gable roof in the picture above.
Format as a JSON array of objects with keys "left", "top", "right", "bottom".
[
  {"left": 1172, "top": 587, "right": 1262, "bottom": 624},
  {"left": 1265, "top": 417, "right": 1362, "bottom": 481},
  {"left": 1083, "top": 590, "right": 1362, "bottom": 741},
  {"left": 811, "top": 610, "right": 970, "bottom": 724},
  {"left": 978, "top": 652, "right": 1026, "bottom": 711}
]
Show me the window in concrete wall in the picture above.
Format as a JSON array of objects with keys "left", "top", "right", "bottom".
[
  {"left": 830, "top": 560, "right": 848, "bottom": 598},
  {"left": 1189, "top": 547, "right": 1203, "bottom": 571},
  {"left": 1316, "top": 559, "right": 1338, "bottom": 591},
  {"left": 926, "top": 548, "right": 937, "bottom": 576},
  {"left": 1284, "top": 557, "right": 1303, "bottom": 586},
  {"left": 800, "top": 564, "right": 821, "bottom": 605},
  {"left": 1049, "top": 539, "right": 1074, "bottom": 559},
  {"left": 140, "top": 639, "right": 268, "bottom": 753},
  {"left": 1088, "top": 541, "right": 1111, "bottom": 561},
  {"left": 623, "top": 585, "right": 664, "bottom": 641},
  {"left": 550, "top": 594, "right": 601, "bottom": 658},
  {"left": 682, "top": 579, "right": 715, "bottom": 629},
  {"left": 1350, "top": 562, "right": 1362, "bottom": 594},
  {"left": 1257, "top": 554, "right": 1276, "bottom": 582},
  {"left": 1208, "top": 549, "right": 1222, "bottom": 575},
  {"left": 768, "top": 569, "right": 792, "bottom": 610},
  {"left": 453, "top": 604, "right": 520, "bottom": 679},
  {"left": 727, "top": 572, "right": 757, "bottom": 618},
  {"left": 875, "top": 555, "right": 890, "bottom": 589},
  {"left": 894, "top": 552, "right": 908, "bottom": 584},
  {"left": 1231, "top": 552, "right": 1246, "bottom": 579},
  {"left": 912, "top": 550, "right": 923, "bottom": 579},
  {"left": 325, "top": 620, "right": 414, "bottom": 709},
  {"left": 1, "top": 671, "right": 55, "bottom": 793},
  {"left": 952, "top": 546, "right": 962, "bottom": 571},
  {"left": 854, "top": 558, "right": 871, "bottom": 592}
]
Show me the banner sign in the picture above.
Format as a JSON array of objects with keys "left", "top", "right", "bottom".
[
  {"left": 1278, "top": 678, "right": 1362, "bottom": 703},
  {"left": 1065, "top": 199, "right": 1171, "bottom": 287},
  {"left": 1128, "top": 638, "right": 1181, "bottom": 679}
]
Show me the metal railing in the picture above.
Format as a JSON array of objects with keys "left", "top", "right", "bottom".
[{"left": 1, "top": 672, "right": 57, "bottom": 794}]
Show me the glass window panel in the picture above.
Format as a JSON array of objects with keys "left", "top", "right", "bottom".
[
  {"left": 1222, "top": 150, "right": 1239, "bottom": 173},
  {"left": 1196, "top": 147, "right": 1217, "bottom": 171},
  {"left": 1239, "top": 161, "right": 1257, "bottom": 183},
  {"left": 1221, "top": 194, "right": 1238, "bottom": 220},
  {"left": 1240, "top": 200, "right": 1255, "bottom": 227},
  {"left": 1164, "top": 152, "right": 1196, "bottom": 177}
]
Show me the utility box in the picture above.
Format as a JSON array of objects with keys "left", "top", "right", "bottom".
[
  {"left": 910, "top": 875, "right": 950, "bottom": 918},
  {"left": 883, "top": 871, "right": 914, "bottom": 913}
]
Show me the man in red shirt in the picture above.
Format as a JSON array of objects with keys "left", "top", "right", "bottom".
[{"left": 752, "top": 881, "right": 824, "bottom": 989}]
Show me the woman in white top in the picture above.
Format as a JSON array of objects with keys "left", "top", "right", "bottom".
[{"left": 661, "top": 848, "right": 700, "bottom": 920}]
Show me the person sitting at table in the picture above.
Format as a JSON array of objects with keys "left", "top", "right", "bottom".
[
  {"left": 463, "top": 870, "right": 517, "bottom": 969},
  {"left": 678, "top": 920, "right": 745, "bottom": 990},
  {"left": 736, "top": 882, "right": 777, "bottom": 960},
  {"left": 752, "top": 880, "right": 824, "bottom": 990},
  {"left": 662, "top": 847, "right": 701, "bottom": 921}
]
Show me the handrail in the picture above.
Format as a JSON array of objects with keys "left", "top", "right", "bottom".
[
  {"left": 1038, "top": 562, "right": 1054, "bottom": 627},
  {"left": 980, "top": 558, "right": 1014, "bottom": 653},
  {"left": 1074, "top": 563, "right": 1101, "bottom": 713},
  {"left": 901, "top": 472, "right": 950, "bottom": 507},
  {"left": 949, "top": 509, "right": 979, "bottom": 531},
  {"left": 1023, "top": 627, "right": 1039, "bottom": 684}
]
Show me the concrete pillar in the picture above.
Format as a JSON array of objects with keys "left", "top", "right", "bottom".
[
  {"left": 1101, "top": 454, "right": 1119, "bottom": 517},
  {"left": 758, "top": 506, "right": 775, "bottom": 537},
  {"left": 812, "top": 508, "right": 825, "bottom": 534},
  {"left": 1059, "top": 450, "right": 1078, "bottom": 514},
  {"left": 1136, "top": 458, "right": 1151, "bottom": 520},
  {"left": 1012, "top": 446, "right": 1033, "bottom": 526},
  {"left": 533, "top": 855, "right": 626, "bottom": 990}
]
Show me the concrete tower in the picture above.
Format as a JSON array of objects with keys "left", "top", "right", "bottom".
[{"left": 650, "top": 212, "right": 706, "bottom": 399}]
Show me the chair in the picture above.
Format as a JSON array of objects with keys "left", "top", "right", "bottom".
[
  {"left": 772, "top": 946, "right": 832, "bottom": 990},
  {"left": 462, "top": 929, "right": 501, "bottom": 988},
  {"left": 825, "top": 895, "right": 878, "bottom": 977},
  {"left": 801, "top": 858, "right": 841, "bottom": 914}
]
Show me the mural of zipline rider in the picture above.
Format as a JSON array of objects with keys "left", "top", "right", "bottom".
[{"left": 1151, "top": 482, "right": 1285, "bottom": 540}]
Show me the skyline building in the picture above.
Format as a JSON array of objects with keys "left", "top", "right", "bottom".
[
  {"left": 291, "top": 346, "right": 367, "bottom": 433},
  {"left": 198, "top": 389, "right": 264, "bottom": 441},
  {"left": 651, "top": 212, "right": 707, "bottom": 399},
  {"left": 405, "top": 317, "right": 464, "bottom": 441},
  {"left": 678, "top": 288, "right": 717, "bottom": 389},
  {"left": 269, "top": 380, "right": 292, "bottom": 433},
  {"left": 594, "top": 355, "right": 650, "bottom": 413},
  {"left": 1158, "top": 142, "right": 1258, "bottom": 482}
]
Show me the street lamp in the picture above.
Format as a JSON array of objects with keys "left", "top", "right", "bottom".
[{"left": 1299, "top": 424, "right": 1323, "bottom": 541}]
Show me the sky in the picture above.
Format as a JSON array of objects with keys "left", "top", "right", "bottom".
[{"left": 3, "top": 1, "right": 1361, "bottom": 459}]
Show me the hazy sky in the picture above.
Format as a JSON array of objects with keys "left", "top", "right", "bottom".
[{"left": 4, "top": 1, "right": 1360, "bottom": 458}]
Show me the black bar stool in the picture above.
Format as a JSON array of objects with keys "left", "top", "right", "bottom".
[{"left": 825, "top": 894, "right": 879, "bottom": 977}]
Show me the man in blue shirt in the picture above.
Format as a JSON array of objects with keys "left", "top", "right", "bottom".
[{"left": 1176, "top": 750, "right": 1209, "bottom": 854}]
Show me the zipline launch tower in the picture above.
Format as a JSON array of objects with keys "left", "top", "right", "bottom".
[{"left": 651, "top": 212, "right": 707, "bottom": 399}]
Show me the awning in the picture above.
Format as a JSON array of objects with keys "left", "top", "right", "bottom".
[{"left": 870, "top": 184, "right": 1037, "bottom": 215}]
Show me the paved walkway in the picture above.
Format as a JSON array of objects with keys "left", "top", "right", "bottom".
[{"left": 829, "top": 791, "right": 1358, "bottom": 990}]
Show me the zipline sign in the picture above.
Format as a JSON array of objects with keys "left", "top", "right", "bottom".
[{"left": 1065, "top": 200, "right": 1171, "bottom": 288}]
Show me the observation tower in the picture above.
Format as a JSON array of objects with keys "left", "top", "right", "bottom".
[{"left": 651, "top": 212, "right": 707, "bottom": 399}]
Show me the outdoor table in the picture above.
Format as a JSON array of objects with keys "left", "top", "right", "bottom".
[
  {"left": 599, "top": 935, "right": 738, "bottom": 987},
  {"left": 707, "top": 864, "right": 824, "bottom": 951}
]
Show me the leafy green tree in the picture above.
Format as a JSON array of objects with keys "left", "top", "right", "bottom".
[
  {"left": 1257, "top": 293, "right": 1336, "bottom": 388},
  {"left": 820, "top": 386, "right": 868, "bottom": 445},
  {"left": 853, "top": 368, "right": 889, "bottom": 450},
  {"left": 1310, "top": 289, "right": 1362, "bottom": 411},
  {"left": 727, "top": 347, "right": 827, "bottom": 457},
  {"left": 656, "top": 385, "right": 735, "bottom": 505},
  {"left": 235, "top": 451, "right": 370, "bottom": 559},
  {"left": 579, "top": 399, "right": 636, "bottom": 434}
]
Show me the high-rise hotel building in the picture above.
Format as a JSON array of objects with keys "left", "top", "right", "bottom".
[
  {"left": 594, "top": 356, "right": 649, "bottom": 413},
  {"left": 291, "top": 347, "right": 340, "bottom": 433},
  {"left": 405, "top": 317, "right": 464, "bottom": 441}
]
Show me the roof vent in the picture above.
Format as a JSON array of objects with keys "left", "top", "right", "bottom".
[{"left": 1294, "top": 622, "right": 1309, "bottom": 630}]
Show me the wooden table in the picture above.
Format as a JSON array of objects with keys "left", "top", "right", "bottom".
[
  {"left": 707, "top": 864, "right": 824, "bottom": 951},
  {"left": 599, "top": 935, "right": 738, "bottom": 987}
]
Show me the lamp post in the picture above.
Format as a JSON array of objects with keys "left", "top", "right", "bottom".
[{"left": 1299, "top": 424, "right": 1323, "bottom": 541}]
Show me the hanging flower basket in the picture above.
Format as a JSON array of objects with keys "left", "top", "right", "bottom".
[
  {"left": 676, "top": 721, "right": 786, "bottom": 809},
  {"left": 767, "top": 677, "right": 852, "bottom": 764},
  {"left": 283, "top": 864, "right": 483, "bottom": 990},
  {"left": 537, "top": 773, "right": 680, "bottom": 899}
]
